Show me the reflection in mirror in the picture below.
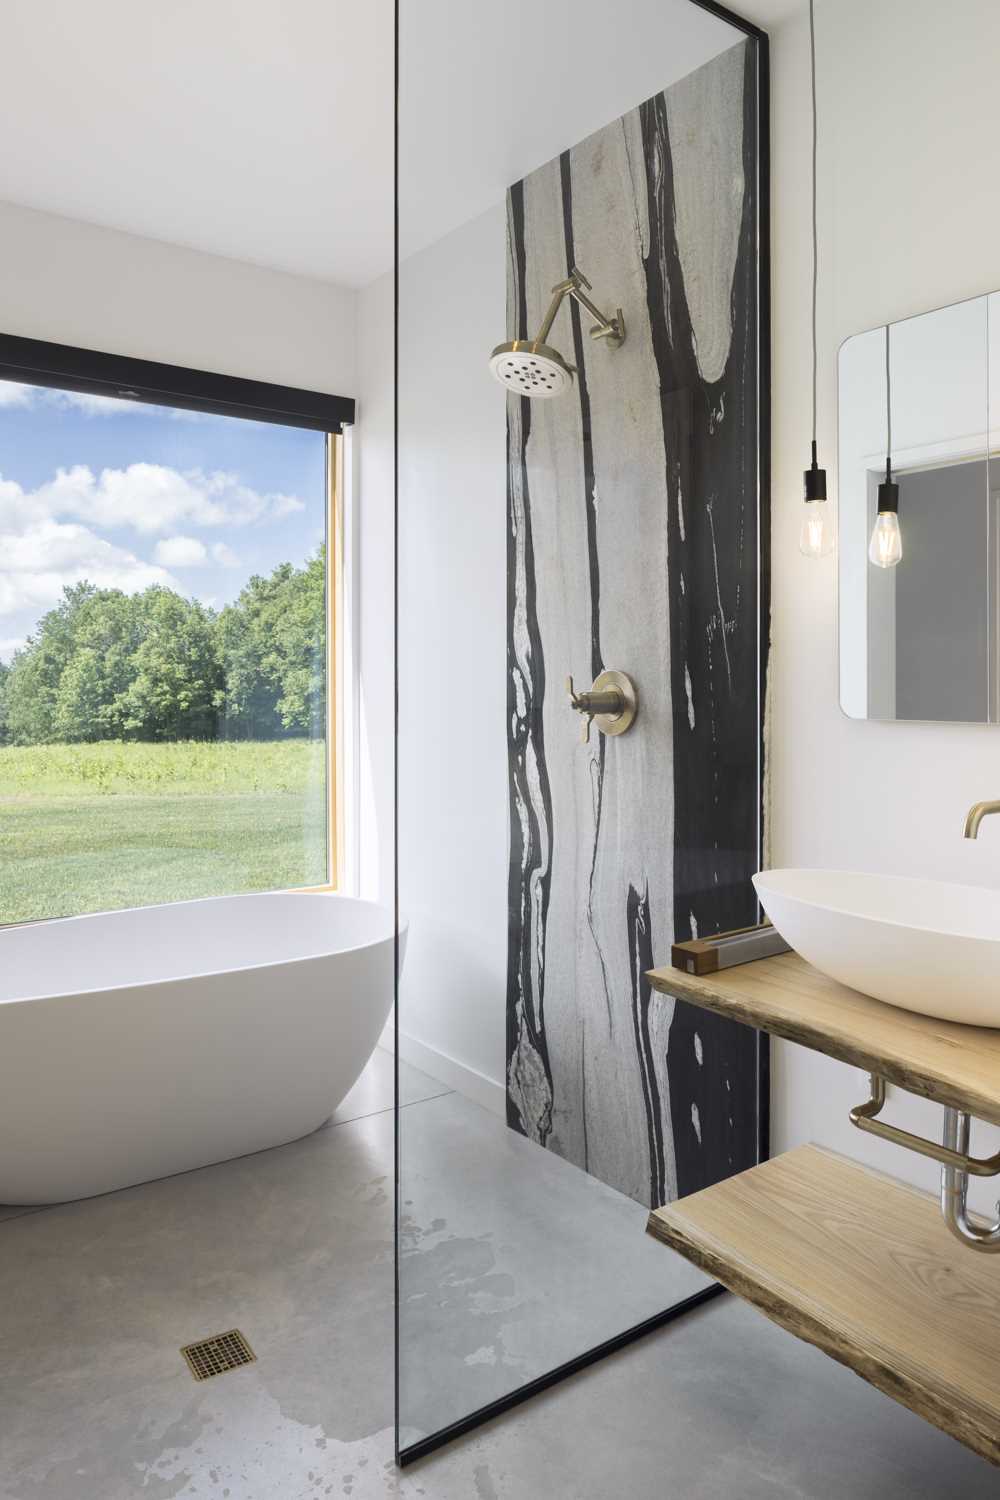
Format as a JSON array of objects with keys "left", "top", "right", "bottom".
[{"left": 839, "top": 292, "right": 992, "bottom": 722}]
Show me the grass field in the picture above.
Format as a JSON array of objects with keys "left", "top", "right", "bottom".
[{"left": 0, "top": 740, "right": 329, "bottom": 926}]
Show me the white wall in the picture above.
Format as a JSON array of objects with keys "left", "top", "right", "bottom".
[
  {"left": 769, "top": 0, "right": 1000, "bottom": 1199},
  {"left": 357, "top": 208, "right": 509, "bottom": 1109},
  {"left": 0, "top": 197, "right": 355, "bottom": 395}
]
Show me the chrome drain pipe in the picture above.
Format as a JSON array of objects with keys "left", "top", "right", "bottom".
[
  {"left": 941, "top": 1108, "right": 1000, "bottom": 1253},
  {"left": 849, "top": 1075, "right": 1000, "bottom": 1252}
]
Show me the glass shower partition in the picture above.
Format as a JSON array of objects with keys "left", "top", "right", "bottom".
[{"left": 394, "top": 0, "right": 770, "bottom": 1461}]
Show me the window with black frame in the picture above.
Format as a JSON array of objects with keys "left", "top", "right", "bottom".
[{"left": 0, "top": 336, "right": 351, "bottom": 925}]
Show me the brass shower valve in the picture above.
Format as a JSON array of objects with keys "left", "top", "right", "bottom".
[{"left": 566, "top": 671, "right": 639, "bottom": 742}]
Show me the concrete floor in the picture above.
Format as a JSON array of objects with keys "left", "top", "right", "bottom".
[
  {"left": 398, "top": 1084, "right": 710, "bottom": 1437},
  {"left": 0, "top": 1049, "right": 996, "bottom": 1499}
]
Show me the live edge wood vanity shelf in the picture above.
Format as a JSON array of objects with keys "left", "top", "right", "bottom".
[{"left": 644, "top": 951, "right": 1000, "bottom": 1467}]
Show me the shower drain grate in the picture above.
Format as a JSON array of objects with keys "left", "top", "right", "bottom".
[{"left": 180, "top": 1329, "right": 256, "bottom": 1382}]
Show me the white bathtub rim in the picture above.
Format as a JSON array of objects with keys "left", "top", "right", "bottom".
[{"left": 0, "top": 889, "right": 404, "bottom": 1007}]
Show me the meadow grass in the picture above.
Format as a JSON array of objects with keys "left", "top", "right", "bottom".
[{"left": 0, "top": 740, "right": 329, "bottom": 925}]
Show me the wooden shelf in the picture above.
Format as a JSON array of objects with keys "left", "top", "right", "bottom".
[
  {"left": 648, "top": 1146, "right": 1000, "bottom": 1466},
  {"left": 648, "top": 950, "right": 1000, "bottom": 1127}
]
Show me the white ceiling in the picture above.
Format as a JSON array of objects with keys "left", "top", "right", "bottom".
[
  {"left": 0, "top": 0, "right": 394, "bottom": 287},
  {"left": 0, "top": 0, "right": 798, "bottom": 291}
]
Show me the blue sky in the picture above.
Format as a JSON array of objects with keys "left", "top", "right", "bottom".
[{"left": 0, "top": 379, "right": 327, "bottom": 662}]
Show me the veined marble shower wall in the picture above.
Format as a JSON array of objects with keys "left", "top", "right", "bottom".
[{"left": 506, "top": 40, "right": 763, "bottom": 1210}]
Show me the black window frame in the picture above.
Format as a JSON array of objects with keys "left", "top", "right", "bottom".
[{"left": 0, "top": 331, "right": 354, "bottom": 432}]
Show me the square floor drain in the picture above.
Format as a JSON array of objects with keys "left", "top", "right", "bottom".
[{"left": 181, "top": 1329, "right": 256, "bottom": 1382}]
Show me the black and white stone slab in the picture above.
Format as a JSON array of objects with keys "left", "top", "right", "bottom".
[{"left": 506, "top": 39, "right": 763, "bottom": 1210}]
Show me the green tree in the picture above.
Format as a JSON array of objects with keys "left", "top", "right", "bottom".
[
  {"left": 120, "top": 588, "right": 223, "bottom": 741},
  {"left": 3, "top": 582, "right": 100, "bottom": 744},
  {"left": 218, "top": 546, "right": 326, "bottom": 739},
  {"left": 51, "top": 588, "right": 144, "bottom": 741},
  {"left": 0, "top": 657, "right": 10, "bottom": 745},
  {"left": 271, "top": 547, "right": 326, "bottom": 733},
  {"left": 3, "top": 582, "right": 223, "bottom": 745},
  {"left": 2, "top": 548, "right": 324, "bottom": 747},
  {"left": 217, "top": 572, "right": 286, "bottom": 740}
]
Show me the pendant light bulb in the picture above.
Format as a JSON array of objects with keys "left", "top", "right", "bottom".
[
  {"left": 800, "top": 501, "right": 833, "bottom": 558},
  {"left": 869, "top": 510, "right": 902, "bottom": 568},
  {"left": 869, "top": 463, "right": 902, "bottom": 569},
  {"left": 869, "top": 326, "right": 901, "bottom": 568},
  {"left": 799, "top": 440, "right": 832, "bottom": 557}
]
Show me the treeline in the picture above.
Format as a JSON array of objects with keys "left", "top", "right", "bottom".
[{"left": 0, "top": 550, "right": 325, "bottom": 746}]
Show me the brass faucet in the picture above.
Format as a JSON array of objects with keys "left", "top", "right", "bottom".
[{"left": 964, "top": 801, "right": 1000, "bottom": 839}]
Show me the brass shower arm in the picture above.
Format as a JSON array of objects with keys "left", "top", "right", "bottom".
[
  {"left": 490, "top": 265, "right": 623, "bottom": 397},
  {"left": 535, "top": 267, "right": 625, "bottom": 349}
]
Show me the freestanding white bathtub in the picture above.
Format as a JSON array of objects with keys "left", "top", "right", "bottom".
[{"left": 0, "top": 891, "right": 396, "bottom": 1204}]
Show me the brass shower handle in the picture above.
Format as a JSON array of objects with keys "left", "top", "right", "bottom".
[
  {"left": 566, "top": 677, "right": 594, "bottom": 742},
  {"left": 567, "top": 676, "right": 620, "bottom": 742},
  {"left": 566, "top": 671, "right": 639, "bottom": 743},
  {"left": 567, "top": 676, "right": 625, "bottom": 716}
]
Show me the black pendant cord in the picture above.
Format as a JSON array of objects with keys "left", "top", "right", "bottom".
[
  {"left": 878, "top": 323, "right": 899, "bottom": 514},
  {"left": 803, "top": 0, "right": 826, "bottom": 502},
  {"left": 810, "top": 0, "right": 818, "bottom": 449},
  {"left": 885, "top": 322, "right": 892, "bottom": 481}
]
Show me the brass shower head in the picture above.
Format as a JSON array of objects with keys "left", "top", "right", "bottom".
[
  {"left": 488, "top": 339, "right": 575, "bottom": 399},
  {"left": 489, "top": 266, "right": 624, "bottom": 399}
]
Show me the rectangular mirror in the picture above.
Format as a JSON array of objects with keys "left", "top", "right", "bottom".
[{"left": 839, "top": 291, "right": 997, "bottom": 722}]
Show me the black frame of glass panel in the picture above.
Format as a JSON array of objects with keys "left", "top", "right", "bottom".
[
  {"left": 394, "top": 0, "right": 771, "bottom": 1465},
  {"left": 0, "top": 331, "right": 354, "bottom": 432}
]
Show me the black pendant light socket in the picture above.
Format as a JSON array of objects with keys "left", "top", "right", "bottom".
[
  {"left": 877, "top": 461, "right": 899, "bottom": 515},
  {"left": 803, "top": 439, "right": 827, "bottom": 501}
]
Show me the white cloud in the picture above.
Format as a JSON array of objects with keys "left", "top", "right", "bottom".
[
  {"left": 0, "top": 381, "right": 34, "bottom": 408},
  {"left": 0, "top": 384, "right": 215, "bottom": 420},
  {"left": 0, "top": 459, "right": 304, "bottom": 628},
  {"left": 270, "top": 493, "right": 306, "bottom": 519},
  {"left": 50, "top": 392, "right": 205, "bottom": 421},
  {"left": 154, "top": 535, "right": 209, "bottom": 567},
  {"left": 0, "top": 462, "right": 303, "bottom": 536},
  {"left": 60, "top": 392, "right": 147, "bottom": 417},
  {"left": 0, "top": 385, "right": 128, "bottom": 414},
  {"left": 0, "top": 518, "right": 178, "bottom": 619},
  {"left": 38, "top": 464, "right": 231, "bottom": 533},
  {"left": 0, "top": 637, "right": 25, "bottom": 663}
]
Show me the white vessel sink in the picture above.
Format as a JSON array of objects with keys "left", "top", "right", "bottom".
[{"left": 752, "top": 868, "right": 1000, "bottom": 1028}]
